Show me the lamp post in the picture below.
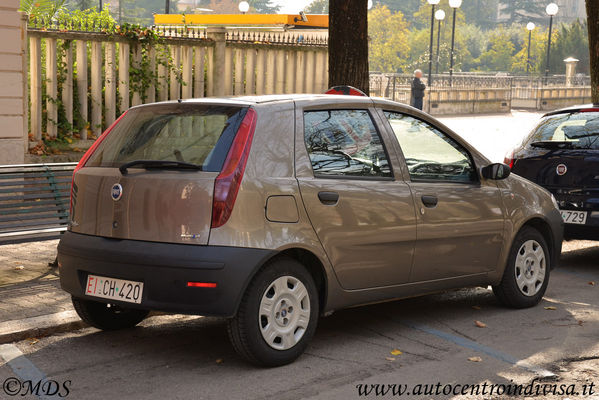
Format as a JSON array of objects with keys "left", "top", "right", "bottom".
[
  {"left": 239, "top": 1, "right": 250, "bottom": 14},
  {"left": 434, "top": 9, "right": 445, "bottom": 75},
  {"left": 427, "top": 0, "right": 440, "bottom": 87},
  {"left": 448, "top": 0, "right": 461, "bottom": 86},
  {"left": 526, "top": 22, "right": 535, "bottom": 74},
  {"left": 99, "top": 0, "right": 102, "bottom": 12},
  {"left": 165, "top": 0, "right": 170, "bottom": 14},
  {"left": 544, "top": 3, "right": 559, "bottom": 82}
]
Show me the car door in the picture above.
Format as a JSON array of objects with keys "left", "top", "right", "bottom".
[
  {"left": 381, "top": 110, "right": 505, "bottom": 282},
  {"left": 295, "top": 104, "right": 417, "bottom": 290}
]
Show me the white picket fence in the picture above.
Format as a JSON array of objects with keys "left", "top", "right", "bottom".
[{"left": 27, "top": 26, "right": 329, "bottom": 141}]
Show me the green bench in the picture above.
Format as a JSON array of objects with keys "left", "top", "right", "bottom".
[{"left": 0, "top": 163, "right": 77, "bottom": 244}]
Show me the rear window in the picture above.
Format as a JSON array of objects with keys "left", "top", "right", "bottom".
[
  {"left": 529, "top": 111, "right": 599, "bottom": 150},
  {"left": 85, "top": 104, "right": 248, "bottom": 171}
]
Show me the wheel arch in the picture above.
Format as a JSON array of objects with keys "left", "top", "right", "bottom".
[
  {"left": 517, "top": 217, "right": 559, "bottom": 269},
  {"left": 234, "top": 247, "right": 329, "bottom": 316}
]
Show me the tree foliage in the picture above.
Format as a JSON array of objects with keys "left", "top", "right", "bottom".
[{"left": 368, "top": 5, "right": 410, "bottom": 73}]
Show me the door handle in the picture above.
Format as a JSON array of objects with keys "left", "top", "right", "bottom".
[
  {"left": 318, "top": 191, "right": 339, "bottom": 205},
  {"left": 421, "top": 195, "right": 438, "bottom": 208}
]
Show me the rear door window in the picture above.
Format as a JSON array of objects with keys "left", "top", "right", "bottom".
[
  {"left": 85, "top": 104, "right": 247, "bottom": 172},
  {"left": 528, "top": 111, "right": 599, "bottom": 150},
  {"left": 303, "top": 109, "right": 392, "bottom": 178}
]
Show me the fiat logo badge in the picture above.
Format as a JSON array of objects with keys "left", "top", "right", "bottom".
[
  {"left": 556, "top": 164, "right": 568, "bottom": 176},
  {"left": 111, "top": 183, "right": 123, "bottom": 201}
]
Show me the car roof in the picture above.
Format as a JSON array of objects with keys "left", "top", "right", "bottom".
[
  {"left": 543, "top": 103, "right": 599, "bottom": 117},
  {"left": 130, "top": 94, "right": 376, "bottom": 109}
]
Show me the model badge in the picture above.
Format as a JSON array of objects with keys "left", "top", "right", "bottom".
[
  {"left": 111, "top": 183, "right": 123, "bottom": 201},
  {"left": 556, "top": 164, "right": 567, "bottom": 176}
]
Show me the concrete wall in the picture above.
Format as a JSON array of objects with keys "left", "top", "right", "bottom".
[{"left": 0, "top": 0, "right": 26, "bottom": 165}]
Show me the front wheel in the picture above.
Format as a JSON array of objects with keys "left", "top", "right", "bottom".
[
  {"left": 227, "top": 258, "right": 319, "bottom": 367},
  {"left": 72, "top": 296, "right": 149, "bottom": 330},
  {"left": 493, "top": 227, "right": 550, "bottom": 308}
]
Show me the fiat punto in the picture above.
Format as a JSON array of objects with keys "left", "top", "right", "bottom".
[{"left": 58, "top": 91, "right": 563, "bottom": 367}]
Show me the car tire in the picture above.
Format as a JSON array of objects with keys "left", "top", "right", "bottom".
[
  {"left": 493, "top": 227, "right": 550, "bottom": 308},
  {"left": 227, "top": 257, "right": 319, "bottom": 367},
  {"left": 72, "top": 296, "right": 149, "bottom": 330}
]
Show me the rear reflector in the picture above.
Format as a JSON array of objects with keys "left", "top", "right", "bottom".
[
  {"left": 211, "top": 107, "right": 257, "bottom": 229},
  {"left": 70, "top": 111, "right": 129, "bottom": 215},
  {"left": 187, "top": 282, "right": 217, "bottom": 288}
]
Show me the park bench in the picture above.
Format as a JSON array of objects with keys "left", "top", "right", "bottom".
[{"left": 0, "top": 163, "right": 77, "bottom": 244}]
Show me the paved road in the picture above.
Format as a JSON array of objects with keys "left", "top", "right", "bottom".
[{"left": 1, "top": 241, "right": 597, "bottom": 400}]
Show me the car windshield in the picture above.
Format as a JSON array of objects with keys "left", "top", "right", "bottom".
[
  {"left": 528, "top": 111, "right": 599, "bottom": 150},
  {"left": 85, "top": 104, "right": 247, "bottom": 172}
]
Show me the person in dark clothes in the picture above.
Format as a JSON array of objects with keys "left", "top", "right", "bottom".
[{"left": 410, "top": 69, "right": 426, "bottom": 110}]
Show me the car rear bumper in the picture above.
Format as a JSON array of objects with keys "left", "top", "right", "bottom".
[
  {"left": 564, "top": 213, "right": 599, "bottom": 240},
  {"left": 57, "top": 231, "right": 275, "bottom": 317}
]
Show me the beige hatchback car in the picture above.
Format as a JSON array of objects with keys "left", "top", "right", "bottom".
[{"left": 58, "top": 92, "right": 563, "bottom": 367}]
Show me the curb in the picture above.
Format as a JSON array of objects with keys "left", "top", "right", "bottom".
[{"left": 0, "top": 310, "right": 87, "bottom": 344}]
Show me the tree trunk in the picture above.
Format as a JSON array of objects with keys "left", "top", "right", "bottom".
[
  {"left": 587, "top": 0, "right": 599, "bottom": 104},
  {"left": 328, "top": 0, "right": 369, "bottom": 94}
]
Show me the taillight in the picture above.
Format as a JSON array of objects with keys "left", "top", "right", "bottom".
[
  {"left": 503, "top": 150, "right": 514, "bottom": 169},
  {"left": 211, "top": 108, "right": 257, "bottom": 229},
  {"left": 70, "top": 111, "right": 128, "bottom": 215}
]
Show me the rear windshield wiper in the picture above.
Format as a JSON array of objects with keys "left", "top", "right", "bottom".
[
  {"left": 119, "top": 160, "right": 203, "bottom": 175},
  {"left": 529, "top": 141, "right": 575, "bottom": 149}
]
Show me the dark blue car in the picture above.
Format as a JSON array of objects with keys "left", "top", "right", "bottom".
[{"left": 507, "top": 104, "right": 599, "bottom": 240}]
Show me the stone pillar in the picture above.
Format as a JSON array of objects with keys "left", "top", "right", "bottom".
[
  {"left": 0, "top": 2, "right": 27, "bottom": 164},
  {"left": 564, "top": 57, "right": 579, "bottom": 87},
  {"left": 206, "top": 27, "right": 226, "bottom": 97}
]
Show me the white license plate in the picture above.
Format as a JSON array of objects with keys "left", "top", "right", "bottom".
[
  {"left": 85, "top": 275, "right": 144, "bottom": 304},
  {"left": 560, "top": 210, "right": 588, "bottom": 225}
]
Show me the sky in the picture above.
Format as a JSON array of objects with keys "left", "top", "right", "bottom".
[{"left": 272, "top": 0, "right": 313, "bottom": 14}]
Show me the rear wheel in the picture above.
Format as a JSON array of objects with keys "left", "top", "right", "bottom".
[
  {"left": 493, "top": 227, "right": 550, "bottom": 308},
  {"left": 227, "top": 258, "right": 319, "bottom": 367},
  {"left": 72, "top": 296, "right": 149, "bottom": 330}
]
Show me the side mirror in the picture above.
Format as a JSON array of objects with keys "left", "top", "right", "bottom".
[{"left": 481, "top": 163, "right": 511, "bottom": 180}]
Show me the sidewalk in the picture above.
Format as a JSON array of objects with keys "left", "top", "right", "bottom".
[{"left": 0, "top": 240, "right": 85, "bottom": 343}]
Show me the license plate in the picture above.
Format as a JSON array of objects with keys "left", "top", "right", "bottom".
[
  {"left": 85, "top": 275, "right": 144, "bottom": 304},
  {"left": 560, "top": 210, "right": 588, "bottom": 225}
]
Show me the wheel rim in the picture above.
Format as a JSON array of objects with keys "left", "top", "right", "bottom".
[
  {"left": 514, "top": 239, "right": 546, "bottom": 297},
  {"left": 259, "top": 275, "right": 310, "bottom": 351}
]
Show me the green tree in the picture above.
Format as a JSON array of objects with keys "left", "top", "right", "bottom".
[
  {"left": 498, "top": 0, "right": 544, "bottom": 24},
  {"left": 548, "top": 20, "right": 590, "bottom": 74},
  {"left": 478, "top": 28, "right": 515, "bottom": 71},
  {"left": 248, "top": 0, "right": 280, "bottom": 13},
  {"left": 511, "top": 26, "right": 546, "bottom": 73},
  {"left": 305, "top": 0, "right": 328, "bottom": 13},
  {"left": 368, "top": 5, "right": 410, "bottom": 73},
  {"left": 461, "top": 0, "right": 499, "bottom": 29}
]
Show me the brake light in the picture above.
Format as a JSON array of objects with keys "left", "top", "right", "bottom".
[
  {"left": 504, "top": 150, "right": 515, "bottom": 169},
  {"left": 579, "top": 108, "right": 599, "bottom": 113},
  {"left": 69, "top": 111, "right": 128, "bottom": 215},
  {"left": 211, "top": 108, "right": 257, "bottom": 229}
]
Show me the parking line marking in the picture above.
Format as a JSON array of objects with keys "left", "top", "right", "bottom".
[
  {"left": 0, "top": 343, "right": 59, "bottom": 400},
  {"left": 402, "top": 321, "right": 555, "bottom": 378}
]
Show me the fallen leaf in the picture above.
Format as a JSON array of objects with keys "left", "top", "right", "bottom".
[
  {"left": 215, "top": 358, "right": 223, "bottom": 364},
  {"left": 472, "top": 305, "right": 481, "bottom": 310},
  {"left": 474, "top": 320, "right": 487, "bottom": 328},
  {"left": 390, "top": 349, "right": 402, "bottom": 356},
  {"left": 544, "top": 306, "right": 557, "bottom": 310},
  {"left": 385, "top": 357, "right": 396, "bottom": 361},
  {"left": 28, "top": 338, "right": 39, "bottom": 345},
  {"left": 589, "top": 281, "right": 595, "bottom": 286},
  {"left": 468, "top": 356, "right": 482, "bottom": 362},
  {"left": 578, "top": 320, "right": 584, "bottom": 326},
  {"left": 14, "top": 265, "right": 24, "bottom": 270}
]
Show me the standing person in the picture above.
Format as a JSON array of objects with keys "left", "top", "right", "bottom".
[{"left": 410, "top": 69, "right": 426, "bottom": 111}]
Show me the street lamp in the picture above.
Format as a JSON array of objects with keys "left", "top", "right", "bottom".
[
  {"left": 239, "top": 1, "right": 250, "bottom": 14},
  {"left": 448, "top": 0, "right": 462, "bottom": 86},
  {"left": 434, "top": 9, "right": 445, "bottom": 75},
  {"left": 544, "top": 3, "right": 558, "bottom": 82},
  {"left": 526, "top": 22, "right": 536, "bottom": 74},
  {"left": 427, "top": 0, "right": 440, "bottom": 87},
  {"left": 99, "top": 0, "right": 102, "bottom": 12},
  {"left": 165, "top": 0, "right": 170, "bottom": 14}
]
